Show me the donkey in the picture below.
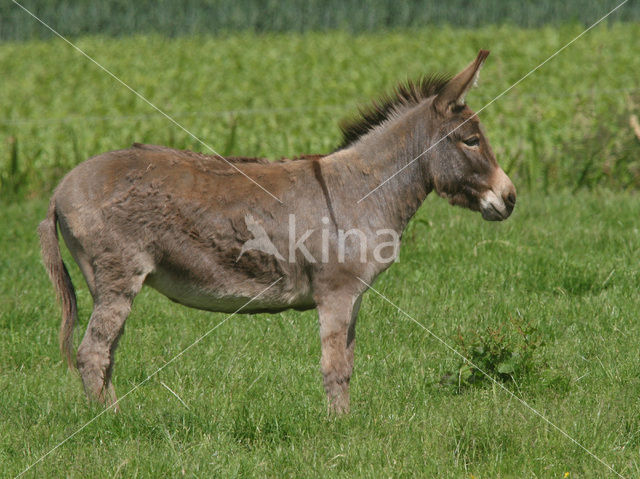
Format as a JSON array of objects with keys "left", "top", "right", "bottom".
[{"left": 39, "top": 50, "right": 515, "bottom": 413}]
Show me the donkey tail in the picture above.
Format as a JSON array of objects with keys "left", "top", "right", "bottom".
[{"left": 38, "top": 199, "right": 77, "bottom": 370}]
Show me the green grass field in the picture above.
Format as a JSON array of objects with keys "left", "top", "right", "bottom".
[
  {"left": 2, "top": 191, "right": 640, "bottom": 477},
  {"left": 1, "top": 21, "right": 640, "bottom": 478}
]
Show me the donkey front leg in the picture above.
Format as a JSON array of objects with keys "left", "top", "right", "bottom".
[{"left": 317, "top": 294, "right": 362, "bottom": 414}]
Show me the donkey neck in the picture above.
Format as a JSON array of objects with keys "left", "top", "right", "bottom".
[{"left": 332, "top": 102, "right": 434, "bottom": 233}]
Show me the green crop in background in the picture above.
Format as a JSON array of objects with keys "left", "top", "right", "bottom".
[
  {"left": 1, "top": 24, "right": 639, "bottom": 198},
  {"left": 1, "top": 0, "right": 638, "bottom": 41}
]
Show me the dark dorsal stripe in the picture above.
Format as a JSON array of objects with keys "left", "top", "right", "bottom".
[
  {"left": 131, "top": 143, "right": 325, "bottom": 164},
  {"left": 337, "top": 73, "right": 452, "bottom": 149}
]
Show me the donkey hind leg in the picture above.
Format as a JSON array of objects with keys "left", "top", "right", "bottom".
[
  {"left": 317, "top": 294, "right": 362, "bottom": 414},
  {"left": 76, "top": 270, "right": 147, "bottom": 408}
]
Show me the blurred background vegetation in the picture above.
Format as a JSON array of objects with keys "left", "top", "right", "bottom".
[
  {"left": 1, "top": 0, "right": 638, "bottom": 40},
  {"left": 0, "top": 1, "right": 638, "bottom": 199}
]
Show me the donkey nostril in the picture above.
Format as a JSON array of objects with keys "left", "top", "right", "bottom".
[{"left": 506, "top": 192, "right": 516, "bottom": 206}]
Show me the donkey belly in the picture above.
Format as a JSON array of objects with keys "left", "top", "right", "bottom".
[{"left": 144, "top": 266, "right": 315, "bottom": 314}]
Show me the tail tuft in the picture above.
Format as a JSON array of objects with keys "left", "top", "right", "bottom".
[{"left": 38, "top": 201, "right": 77, "bottom": 369}]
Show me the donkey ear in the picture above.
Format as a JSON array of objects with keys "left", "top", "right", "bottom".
[{"left": 435, "top": 50, "right": 490, "bottom": 113}]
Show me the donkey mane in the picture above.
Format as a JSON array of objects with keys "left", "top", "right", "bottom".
[{"left": 337, "top": 73, "right": 452, "bottom": 149}]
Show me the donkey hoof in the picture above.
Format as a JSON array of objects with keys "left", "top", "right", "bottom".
[{"left": 328, "top": 397, "right": 350, "bottom": 415}]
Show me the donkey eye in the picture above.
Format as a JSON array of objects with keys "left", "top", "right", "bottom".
[{"left": 462, "top": 137, "right": 480, "bottom": 147}]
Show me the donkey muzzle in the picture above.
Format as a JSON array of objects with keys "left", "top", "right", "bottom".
[{"left": 480, "top": 168, "right": 516, "bottom": 221}]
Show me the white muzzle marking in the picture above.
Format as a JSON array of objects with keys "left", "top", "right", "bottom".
[
  {"left": 480, "top": 189, "right": 507, "bottom": 221},
  {"left": 480, "top": 168, "right": 515, "bottom": 221}
]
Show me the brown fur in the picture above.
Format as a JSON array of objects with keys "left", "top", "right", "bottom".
[
  {"left": 131, "top": 142, "right": 325, "bottom": 165},
  {"left": 39, "top": 51, "right": 515, "bottom": 413},
  {"left": 38, "top": 201, "right": 78, "bottom": 369}
]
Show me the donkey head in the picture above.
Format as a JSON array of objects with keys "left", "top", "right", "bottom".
[{"left": 427, "top": 50, "right": 516, "bottom": 221}]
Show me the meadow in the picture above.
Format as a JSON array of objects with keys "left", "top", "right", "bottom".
[
  {"left": 3, "top": 191, "right": 640, "bottom": 478},
  {"left": 1, "top": 22, "right": 640, "bottom": 478}
]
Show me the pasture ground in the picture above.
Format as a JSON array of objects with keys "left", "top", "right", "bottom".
[{"left": 2, "top": 190, "right": 639, "bottom": 478}]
